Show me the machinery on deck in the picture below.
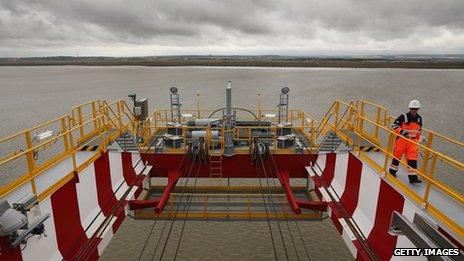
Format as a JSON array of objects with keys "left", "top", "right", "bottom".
[{"left": 129, "top": 82, "right": 326, "bottom": 220}]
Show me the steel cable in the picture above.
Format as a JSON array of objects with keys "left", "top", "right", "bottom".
[
  {"left": 172, "top": 152, "right": 203, "bottom": 261},
  {"left": 255, "top": 163, "right": 279, "bottom": 261},
  {"left": 257, "top": 151, "right": 290, "bottom": 261},
  {"left": 153, "top": 153, "right": 199, "bottom": 260},
  {"left": 268, "top": 154, "right": 312, "bottom": 261},
  {"left": 137, "top": 144, "right": 188, "bottom": 260},
  {"left": 264, "top": 161, "right": 301, "bottom": 261}
]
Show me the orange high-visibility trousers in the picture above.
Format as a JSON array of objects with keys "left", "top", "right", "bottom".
[{"left": 393, "top": 137, "right": 419, "bottom": 161}]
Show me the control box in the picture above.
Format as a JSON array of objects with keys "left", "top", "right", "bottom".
[{"left": 134, "top": 98, "right": 148, "bottom": 120}]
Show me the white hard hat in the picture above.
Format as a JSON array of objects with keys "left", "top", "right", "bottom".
[{"left": 408, "top": 99, "right": 421, "bottom": 109}]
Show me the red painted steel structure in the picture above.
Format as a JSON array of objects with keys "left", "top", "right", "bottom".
[
  {"left": 141, "top": 153, "right": 316, "bottom": 178},
  {"left": 155, "top": 170, "right": 182, "bottom": 213},
  {"left": 295, "top": 200, "right": 328, "bottom": 212},
  {"left": 276, "top": 171, "right": 302, "bottom": 214},
  {"left": 128, "top": 199, "right": 160, "bottom": 210},
  {"left": 136, "top": 153, "right": 330, "bottom": 214}
]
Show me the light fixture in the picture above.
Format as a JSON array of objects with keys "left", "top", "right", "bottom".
[
  {"left": 264, "top": 113, "right": 276, "bottom": 118},
  {"left": 170, "top": 87, "right": 178, "bottom": 94},
  {"left": 33, "top": 130, "right": 54, "bottom": 142},
  {"left": 181, "top": 113, "right": 193, "bottom": 118}
]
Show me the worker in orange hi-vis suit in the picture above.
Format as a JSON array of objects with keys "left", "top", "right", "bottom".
[{"left": 388, "top": 100, "right": 423, "bottom": 184}]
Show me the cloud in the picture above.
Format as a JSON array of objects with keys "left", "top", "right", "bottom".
[{"left": 0, "top": 0, "right": 463, "bottom": 56}]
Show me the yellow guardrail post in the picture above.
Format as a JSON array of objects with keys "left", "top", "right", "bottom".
[
  {"left": 24, "top": 130, "right": 37, "bottom": 194},
  {"left": 300, "top": 111, "right": 305, "bottom": 132},
  {"left": 61, "top": 117, "right": 70, "bottom": 151},
  {"left": 422, "top": 153, "right": 438, "bottom": 209},
  {"left": 383, "top": 109, "right": 388, "bottom": 126},
  {"left": 420, "top": 132, "right": 434, "bottom": 175},
  {"left": 334, "top": 101, "right": 340, "bottom": 132},
  {"left": 375, "top": 107, "right": 381, "bottom": 139},
  {"left": 91, "top": 101, "right": 98, "bottom": 130},
  {"left": 77, "top": 106, "right": 84, "bottom": 138},
  {"left": 69, "top": 130, "right": 77, "bottom": 172},
  {"left": 357, "top": 101, "right": 365, "bottom": 134},
  {"left": 310, "top": 119, "right": 315, "bottom": 146},
  {"left": 117, "top": 101, "right": 122, "bottom": 132},
  {"left": 383, "top": 132, "right": 395, "bottom": 176}
]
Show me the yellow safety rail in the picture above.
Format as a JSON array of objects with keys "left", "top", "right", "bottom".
[
  {"left": 314, "top": 100, "right": 464, "bottom": 239},
  {"left": 0, "top": 100, "right": 137, "bottom": 202},
  {"left": 147, "top": 107, "right": 316, "bottom": 149}
]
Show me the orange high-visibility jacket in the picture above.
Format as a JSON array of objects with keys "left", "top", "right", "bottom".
[{"left": 391, "top": 112, "right": 422, "bottom": 141}]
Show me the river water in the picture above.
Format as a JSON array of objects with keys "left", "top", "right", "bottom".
[{"left": 0, "top": 66, "right": 463, "bottom": 260}]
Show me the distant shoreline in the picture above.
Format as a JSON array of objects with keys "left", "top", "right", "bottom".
[{"left": 1, "top": 57, "right": 463, "bottom": 69}]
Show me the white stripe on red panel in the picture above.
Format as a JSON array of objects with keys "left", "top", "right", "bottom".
[
  {"left": 339, "top": 218, "right": 358, "bottom": 257},
  {"left": 315, "top": 154, "right": 326, "bottom": 175},
  {"left": 331, "top": 153, "right": 349, "bottom": 197},
  {"left": 351, "top": 164, "right": 381, "bottom": 237},
  {"left": 109, "top": 152, "right": 129, "bottom": 200},
  {"left": 131, "top": 153, "right": 145, "bottom": 175},
  {"left": 97, "top": 218, "right": 116, "bottom": 256},
  {"left": 75, "top": 163, "right": 106, "bottom": 238}
]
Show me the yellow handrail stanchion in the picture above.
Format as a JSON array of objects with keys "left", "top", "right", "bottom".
[
  {"left": 78, "top": 106, "right": 84, "bottom": 138},
  {"left": 25, "top": 130, "right": 37, "bottom": 194},
  {"left": 358, "top": 102, "right": 365, "bottom": 135},
  {"left": 61, "top": 117, "right": 70, "bottom": 151},
  {"left": 69, "top": 131, "right": 77, "bottom": 173},
  {"left": 91, "top": 101, "right": 98, "bottom": 130},
  {"left": 420, "top": 132, "right": 434, "bottom": 175},
  {"left": 375, "top": 107, "right": 381, "bottom": 139},
  {"left": 383, "top": 132, "right": 395, "bottom": 176},
  {"left": 422, "top": 153, "right": 438, "bottom": 209},
  {"left": 334, "top": 101, "right": 340, "bottom": 131}
]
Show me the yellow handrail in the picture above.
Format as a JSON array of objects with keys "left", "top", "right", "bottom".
[
  {"left": 0, "top": 99, "right": 137, "bottom": 200},
  {"left": 0, "top": 116, "right": 68, "bottom": 144}
]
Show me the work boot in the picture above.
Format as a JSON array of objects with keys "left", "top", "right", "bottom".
[
  {"left": 408, "top": 175, "right": 422, "bottom": 184},
  {"left": 388, "top": 169, "right": 397, "bottom": 178}
]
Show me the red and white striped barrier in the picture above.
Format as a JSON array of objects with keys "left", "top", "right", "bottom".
[
  {"left": 0, "top": 151, "right": 151, "bottom": 261},
  {"left": 308, "top": 152, "right": 461, "bottom": 261}
]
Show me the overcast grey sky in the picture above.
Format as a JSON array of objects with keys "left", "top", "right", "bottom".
[{"left": 1, "top": 0, "right": 463, "bottom": 57}]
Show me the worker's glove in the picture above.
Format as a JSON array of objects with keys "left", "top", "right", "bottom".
[
  {"left": 400, "top": 130, "right": 409, "bottom": 137},
  {"left": 419, "top": 135, "right": 426, "bottom": 143}
]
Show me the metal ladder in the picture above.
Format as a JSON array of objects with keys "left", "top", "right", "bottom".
[
  {"left": 318, "top": 131, "right": 344, "bottom": 152},
  {"left": 170, "top": 90, "right": 181, "bottom": 122},
  {"left": 115, "top": 131, "right": 139, "bottom": 152},
  {"left": 209, "top": 154, "right": 222, "bottom": 178},
  {"left": 277, "top": 89, "right": 289, "bottom": 123}
]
